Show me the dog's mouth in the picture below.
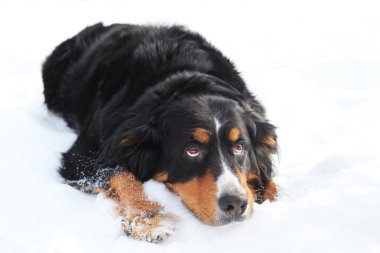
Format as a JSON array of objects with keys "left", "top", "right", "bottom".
[
  {"left": 215, "top": 202, "right": 251, "bottom": 226},
  {"left": 155, "top": 170, "right": 254, "bottom": 226},
  {"left": 217, "top": 216, "right": 246, "bottom": 226},
  {"left": 181, "top": 204, "right": 250, "bottom": 226}
]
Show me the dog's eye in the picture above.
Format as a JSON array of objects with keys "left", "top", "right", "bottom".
[
  {"left": 233, "top": 143, "right": 244, "bottom": 155},
  {"left": 186, "top": 145, "right": 200, "bottom": 157}
]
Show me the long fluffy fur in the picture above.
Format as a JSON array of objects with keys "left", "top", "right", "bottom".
[{"left": 42, "top": 23, "right": 276, "bottom": 201}]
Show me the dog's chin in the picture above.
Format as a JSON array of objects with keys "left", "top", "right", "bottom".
[{"left": 215, "top": 215, "right": 247, "bottom": 226}]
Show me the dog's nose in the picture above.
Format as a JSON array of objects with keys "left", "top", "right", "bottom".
[{"left": 218, "top": 194, "right": 248, "bottom": 218}]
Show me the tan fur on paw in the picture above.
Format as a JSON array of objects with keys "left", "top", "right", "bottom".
[{"left": 121, "top": 212, "right": 178, "bottom": 243}]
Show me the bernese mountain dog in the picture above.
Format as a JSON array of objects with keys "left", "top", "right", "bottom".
[{"left": 42, "top": 23, "right": 278, "bottom": 243}]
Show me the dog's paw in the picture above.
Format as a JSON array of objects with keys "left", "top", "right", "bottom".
[{"left": 121, "top": 212, "right": 177, "bottom": 243}]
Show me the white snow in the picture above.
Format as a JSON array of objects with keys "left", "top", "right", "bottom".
[{"left": 1, "top": 0, "right": 380, "bottom": 252}]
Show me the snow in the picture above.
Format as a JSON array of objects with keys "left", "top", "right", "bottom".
[{"left": 1, "top": 0, "right": 380, "bottom": 252}]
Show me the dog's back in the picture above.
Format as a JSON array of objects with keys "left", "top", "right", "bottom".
[
  {"left": 42, "top": 23, "right": 111, "bottom": 115},
  {"left": 42, "top": 23, "right": 246, "bottom": 132}
]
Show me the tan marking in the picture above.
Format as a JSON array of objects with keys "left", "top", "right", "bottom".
[
  {"left": 97, "top": 172, "right": 178, "bottom": 242},
  {"left": 229, "top": 128, "right": 241, "bottom": 142},
  {"left": 192, "top": 128, "right": 210, "bottom": 143},
  {"left": 92, "top": 188, "right": 107, "bottom": 194},
  {"left": 247, "top": 172, "right": 260, "bottom": 182},
  {"left": 121, "top": 212, "right": 178, "bottom": 242},
  {"left": 236, "top": 169, "right": 254, "bottom": 216},
  {"left": 126, "top": 213, "right": 161, "bottom": 238},
  {"left": 154, "top": 172, "right": 168, "bottom": 182},
  {"left": 247, "top": 172, "right": 261, "bottom": 200},
  {"left": 246, "top": 172, "right": 278, "bottom": 202},
  {"left": 263, "top": 180, "right": 278, "bottom": 201},
  {"left": 109, "top": 172, "right": 160, "bottom": 215},
  {"left": 262, "top": 135, "right": 276, "bottom": 153},
  {"left": 120, "top": 136, "right": 139, "bottom": 146},
  {"left": 166, "top": 169, "right": 217, "bottom": 225}
]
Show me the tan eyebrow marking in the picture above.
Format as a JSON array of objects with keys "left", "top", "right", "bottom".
[
  {"left": 192, "top": 128, "right": 210, "bottom": 143},
  {"left": 229, "top": 128, "right": 241, "bottom": 142}
]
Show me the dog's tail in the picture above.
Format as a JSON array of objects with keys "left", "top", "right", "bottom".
[{"left": 42, "top": 23, "right": 108, "bottom": 114}]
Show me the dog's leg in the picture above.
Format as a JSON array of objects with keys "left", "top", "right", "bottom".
[{"left": 108, "top": 172, "right": 177, "bottom": 243}]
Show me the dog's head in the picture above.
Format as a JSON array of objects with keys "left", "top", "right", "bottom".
[{"left": 101, "top": 72, "right": 277, "bottom": 226}]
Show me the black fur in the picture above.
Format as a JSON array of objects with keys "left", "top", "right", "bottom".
[{"left": 42, "top": 23, "right": 276, "bottom": 200}]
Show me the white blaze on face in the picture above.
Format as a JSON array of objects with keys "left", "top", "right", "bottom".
[
  {"left": 214, "top": 118, "right": 222, "bottom": 133},
  {"left": 213, "top": 118, "right": 246, "bottom": 199},
  {"left": 217, "top": 160, "right": 246, "bottom": 199}
]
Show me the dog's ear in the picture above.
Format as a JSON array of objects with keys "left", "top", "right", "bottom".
[
  {"left": 243, "top": 100, "right": 278, "bottom": 203},
  {"left": 99, "top": 103, "right": 162, "bottom": 181}
]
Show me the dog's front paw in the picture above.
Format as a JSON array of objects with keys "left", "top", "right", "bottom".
[{"left": 121, "top": 212, "right": 177, "bottom": 243}]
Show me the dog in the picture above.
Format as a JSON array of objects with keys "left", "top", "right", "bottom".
[{"left": 42, "top": 23, "right": 278, "bottom": 243}]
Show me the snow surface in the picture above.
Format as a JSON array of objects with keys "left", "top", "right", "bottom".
[{"left": 1, "top": 0, "right": 380, "bottom": 252}]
